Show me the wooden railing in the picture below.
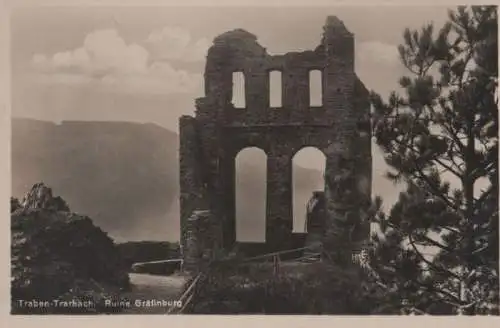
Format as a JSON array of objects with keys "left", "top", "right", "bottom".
[
  {"left": 168, "top": 245, "right": 371, "bottom": 314},
  {"left": 168, "top": 245, "right": 321, "bottom": 314},
  {"left": 224, "top": 245, "right": 320, "bottom": 264},
  {"left": 166, "top": 271, "right": 203, "bottom": 314}
]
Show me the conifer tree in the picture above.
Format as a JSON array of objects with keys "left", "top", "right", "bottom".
[{"left": 367, "top": 6, "right": 498, "bottom": 315}]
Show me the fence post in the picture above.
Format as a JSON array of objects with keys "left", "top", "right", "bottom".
[{"left": 273, "top": 255, "right": 277, "bottom": 277}]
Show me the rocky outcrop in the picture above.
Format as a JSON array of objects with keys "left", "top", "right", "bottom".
[
  {"left": 11, "top": 183, "right": 130, "bottom": 314},
  {"left": 11, "top": 197, "right": 21, "bottom": 212},
  {"left": 19, "top": 182, "right": 70, "bottom": 212}
]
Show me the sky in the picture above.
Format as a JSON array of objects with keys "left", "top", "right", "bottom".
[{"left": 10, "top": 5, "right": 455, "bottom": 212}]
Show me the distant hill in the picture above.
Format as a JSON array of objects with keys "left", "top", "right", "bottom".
[
  {"left": 11, "top": 118, "right": 324, "bottom": 242},
  {"left": 11, "top": 118, "right": 179, "bottom": 242}
]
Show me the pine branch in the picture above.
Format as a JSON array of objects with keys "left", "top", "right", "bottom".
[
  {"left": 380, "top": 218, "right": 463, "bottom": 282},
  {"left": 412, "top": 276, "right": 463, "bottom": 306},
  {"left": 418, "top": 234, "right": 455, "bottom": 254},
  {"left": 474, "top": 184, "right": 494, "bottom": 205},
  {"left": 433, "top": 157, "right": 464, "bottom": 179},
  {"left": 412, "top": 167, "right": 459, "bottom": 212},
  {"left": 390, "top": 129, "right": 465, "bottom": 180},
  {"left": 408, "top": 232, "right": 461, "bottom": 280},
  {"left": 441, "top": 225, "right": 461, "bottom": 235}
]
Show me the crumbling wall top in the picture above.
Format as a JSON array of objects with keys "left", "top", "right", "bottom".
[
  {"left": 211, "top": 28, "right": 267, "bottom": 57},
  {"left": 323, "top": 16, "right": 353, "bottom": 37},
  {"left": 214, "top": 29, "right": 258, "bottom": 44},
  {"left": 198, "top": 15, "right": 360, "bottom": 125}
]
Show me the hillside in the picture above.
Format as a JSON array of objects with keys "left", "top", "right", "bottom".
[
  {"left": 11, "top": 183, "right": 130, "bottom": 314},
  {"left": 11, "top": 118, "right": 179, "bottom": 241},
  {"left": 11, "top": 118, "right": 324, "bottom": 242}
]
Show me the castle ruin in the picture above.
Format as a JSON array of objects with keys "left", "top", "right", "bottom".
[{"left": 179, "top": 16, "right": 372, "bottom": 272}]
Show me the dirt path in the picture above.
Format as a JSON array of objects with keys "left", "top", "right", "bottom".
[{"left": 121, "top": 273, "right": 188, "bottom": 314}]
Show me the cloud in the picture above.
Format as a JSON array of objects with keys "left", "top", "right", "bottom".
[
  {"left": 145, "top": 26, "right": 210, "bottom": 62},
  {"left": 32, "top": 29, "right": 149, "bottom": 74},
  {"left": 30, "top": 30, "right": 399, "bottom": 98},
  {"left": 31, "top": 72, "right": 93, "bottom": 86},
  {"left": 30, "top": 28, "right": 204, "bottom": 95},
  {"left": 101, "top": 62, "right": 203, "bottom": 95}
]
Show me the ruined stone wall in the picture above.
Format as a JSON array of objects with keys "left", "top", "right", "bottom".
[
  {"left": 182, "top": 210, "right": 214, "bottom": 273},
  {"left": 179, "top": 116, "right": 210, "bottom": 263},
  {"left": 352, "top": 79, "right": 372, "bottom": 252},
  {"left": 180, "top": 16, "right": 372, "bottom": 261},
  {"left": 321, "top": 82, "right": 371, "bottom": 261}
]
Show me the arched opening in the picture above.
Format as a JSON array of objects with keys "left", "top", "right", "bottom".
[
  {"left": 232, "top": 71, "right": 246, "bottom": 108},
  {"left": 309, "top": 70, "right": 323, "bottom": 107},
  {"left": 235, "top": 147, "right": 267, "bottom": 242},
  {"left": 292, "top": 147, "right": 326, "bottom": 232}
]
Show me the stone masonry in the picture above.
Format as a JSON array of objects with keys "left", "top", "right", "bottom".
[{"left": 179, "top": 16, "right": 372, "bottom": 270}]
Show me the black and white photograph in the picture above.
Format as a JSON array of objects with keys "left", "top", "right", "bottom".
[{"left": 7, "top": 1, "right": 499, "bottom": 316}]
